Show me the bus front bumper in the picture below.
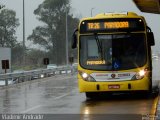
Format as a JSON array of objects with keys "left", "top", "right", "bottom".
[{"left": 79, "top": 78, "right": 150, "bottom": 93}]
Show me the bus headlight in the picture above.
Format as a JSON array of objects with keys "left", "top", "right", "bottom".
[
  {"left": 132, "top": 69, "right": 147, "bottom": 80},
  {"left": 79, "top": 71, "right": 96, "bottom": 82},
  {"left": 139, "top": 70, "right": 145, "bottom": 76}
]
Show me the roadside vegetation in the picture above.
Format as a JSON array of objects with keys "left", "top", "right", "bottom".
[{"left": 0, "top": 0, "right": 79, "bottom": 71}]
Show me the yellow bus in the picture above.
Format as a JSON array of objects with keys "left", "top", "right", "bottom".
[{"left": 72, "top": 12, "right": 155, "bottom": 98}]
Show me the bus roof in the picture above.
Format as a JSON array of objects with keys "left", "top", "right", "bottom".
[
  {"left": 79, "top": 12, "right": 147, "bottom": 29},
  {"left": 80, "top": 12, "right": 144, "bottom": 21},
  {"left": 95, "top": 12, "right": 138, "bottom": 17}
]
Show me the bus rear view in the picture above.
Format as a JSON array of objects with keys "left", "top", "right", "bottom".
[{"left": 72, "top": 12, "right": 155, "bottom": 99}]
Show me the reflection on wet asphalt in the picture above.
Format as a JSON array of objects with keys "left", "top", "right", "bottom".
[
  {"left": 0, "top": 74, "right": 157, "bottom": 115},
  {"left": 0, "top": 60, "right": 159, "bottom": 116},
  {"left": 0, "top": 75, "right": 78, "bottom": 113}
]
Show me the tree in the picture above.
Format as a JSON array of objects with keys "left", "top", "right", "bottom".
[
  {"left": 0, "top": 9, "right": 19, "bottom": 48},
  {"left": 26, "top": 48, "right": 47, "bottom": 67},
  {"left": 0, "top": 5, "right": 5, "bottom": 10},
  {"left": 28, "top": 0, "right": 79, "bottom": 65}
]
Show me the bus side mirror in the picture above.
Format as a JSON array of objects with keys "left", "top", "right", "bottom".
[
  {"left": 146, "top": 26, "right": 155, "bottom": 46},
  {"left": 147, "top": 32, "right": 155, "bottom": 46},
  {"left": 72, "top": 29, "right": 78, "bottom": 49}
]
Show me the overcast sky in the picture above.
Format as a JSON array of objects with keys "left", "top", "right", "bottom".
[{"left": 1, "top": 0, "right": 160, "bottom": 52}]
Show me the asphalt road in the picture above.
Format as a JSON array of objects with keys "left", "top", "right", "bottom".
[{"left": 0, "top": 59, "right": 159, "bottom": 120}]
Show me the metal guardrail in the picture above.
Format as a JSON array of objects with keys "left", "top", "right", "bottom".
[{"left": 0, "top": 66, "right": 77, "bottom": 86}]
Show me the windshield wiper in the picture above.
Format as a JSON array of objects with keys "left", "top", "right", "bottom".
[{"left": 94, "top": 33, "right": 103, "bottom": 60}]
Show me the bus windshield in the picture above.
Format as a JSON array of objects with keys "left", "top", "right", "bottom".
[{"left": 80, "top": 33, "right": 147, "bottom": 71}]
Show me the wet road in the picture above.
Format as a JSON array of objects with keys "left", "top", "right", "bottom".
[
  {"left": 0, "top": 74, "right": 158, "bottom": 114},
  {"left": 0, "top": 59, "right": 159, "bottom": 120}
]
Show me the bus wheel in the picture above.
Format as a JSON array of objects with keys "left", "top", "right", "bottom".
[{"left": 85, "top": 92, "right": 97, "bottom": 99}]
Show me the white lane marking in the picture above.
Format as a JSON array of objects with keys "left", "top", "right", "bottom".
[
  {"left": 20, "top": 92, "right": 70, "bottom": 113},
  {"left": 21, "top": 105, "right": 42, "bottom": 113},
  {"left": 54, "top": 92, "right": 70, "bottom": 100}
]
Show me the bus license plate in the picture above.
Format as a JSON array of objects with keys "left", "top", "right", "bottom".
[{"left": 108, "top": 85, "right": 120, "bottom": 89}]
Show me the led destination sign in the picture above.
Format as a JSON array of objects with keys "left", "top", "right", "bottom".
[
  {"left": 80, "top": 18, "right": 145, "bottom": 33},
  {"left": 87, "top": 21, "right": 129, "bottom": 30}
]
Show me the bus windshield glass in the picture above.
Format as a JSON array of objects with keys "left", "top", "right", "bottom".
[{"left": 80, "top": 33, "right": 147, "bottom": 70}]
